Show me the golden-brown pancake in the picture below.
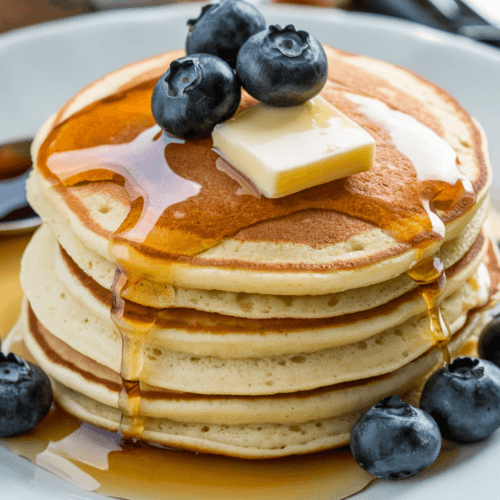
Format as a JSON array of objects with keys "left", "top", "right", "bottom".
[
  {"left": 18, "top": 44, "right": 500, "bottom": 458},
  {"left": 15, "top": 300, "right": 490, "bottom": 458},
  {"left": 28, "top": 46, "right": 490, "bottom": 295}
]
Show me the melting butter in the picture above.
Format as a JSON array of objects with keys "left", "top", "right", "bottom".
[
  {"left": 212, "top": 96, "right": 376, "bottom": 198},
  {"left": 344, "top": 93, "right": 473, "bottom": 185},
  {"left": 346, "top": 93, "right": 473, "bottom": 237}
]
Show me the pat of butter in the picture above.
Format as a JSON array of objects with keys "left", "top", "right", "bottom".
[{"left": 212, "top": 95, "right": 376, "bottom": 198}]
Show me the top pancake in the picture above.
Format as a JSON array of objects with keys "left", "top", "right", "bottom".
[{"left": 29, "top": 46, "right": 491, "bottom": 295}]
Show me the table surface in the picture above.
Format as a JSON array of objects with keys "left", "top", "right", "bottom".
[{"left": 0, "top": 0, "right": 356, "bottom": 35}]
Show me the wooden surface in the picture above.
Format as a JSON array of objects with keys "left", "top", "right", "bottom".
[
  {"left": 0, "top": 0, "right": 352, "bottom": 35},
  {"left": 0, "top": 0, "right": 93, "bottom": 34}
]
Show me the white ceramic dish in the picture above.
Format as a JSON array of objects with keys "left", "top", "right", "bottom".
[{"left": 1, "top": 3, "right": 500, "bottom": 499}]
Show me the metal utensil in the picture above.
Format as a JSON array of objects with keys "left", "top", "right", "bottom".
[
  {"left": 0, "top": 138, "right": 31, "bottom": 181},
  {"left": 0, "top": 138, "right": 40, "bottom": 235},
  {"left": 0, "top": 171, "right": 34, "bottom": 220},
  {"left": 362, "top": 0, "right": 500, "bottom": 46}
]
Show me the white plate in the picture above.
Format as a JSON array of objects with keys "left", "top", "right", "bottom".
[{"left": 1, "top": 3, "right": 500, "bottom": 499}]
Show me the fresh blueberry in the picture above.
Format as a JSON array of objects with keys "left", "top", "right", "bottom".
[
  {"left": 0, "top": 352, "right": 53, "bottom": 437},
  {"left": 350, "top": 395, "right": 441, "bottom": 479},
  {"left": 478, "top": 316, "right": 500, "bottom": 367},
  {"left": 236, "top": 24, "right": 328, "bottom": 106},
  {"left": 420, "top": 356, "right": 500, "bottom": 443},
  {"left": 186, "top": 0, "right": 266, "bottom": 68},
  {"left": 151, "top": 54, "right": 241, "bottom": 139}
]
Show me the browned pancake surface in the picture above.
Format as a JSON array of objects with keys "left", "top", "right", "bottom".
[{"left": 33, "top": 46, "right": 486, "bottom": 267}]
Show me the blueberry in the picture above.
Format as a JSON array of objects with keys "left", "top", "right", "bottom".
[
  {"left": 236, "top": 24, "right": 328, "bottom": 106},
  {"left": 186, "top": 0, "right": 266, "bottom": 68},
  {"left": 478, "top": 316, "right": 500, "bottom": 367},
  {"left": 0, "top": 352, "right": 53, "bottom": 437},
  {"left": 420, "top": 356, "right": 500, "bottom": 443},
  {"left": 350, "top": 396, "right": 441, "bottom": 479},
  {"left": 151, "top": 54, "right": 241, "bottom": 139}
]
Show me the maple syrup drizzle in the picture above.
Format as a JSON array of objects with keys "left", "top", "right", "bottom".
[
  {"left": 406, "top": 171, "right": 477, "bottom": 367},
  {"left": 49, "top": 126, "right": 205, "bottom": 442},
  {"left": 407, "top": 254, "right": 451, "bottom": 366},
  {"left": 111, "top": 269, "right": 146, "bottom": 441},
  {"left": 347, "top": 93, "right": 475, "bottom": 361},
  {"left": 39, "top": 79, "right": 478, "bottom": 261},
  {"left": 46, "top": 126, "right": 201, "bottom": 248}
]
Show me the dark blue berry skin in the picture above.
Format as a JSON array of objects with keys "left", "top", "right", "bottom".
[
  {"left": 350, "top": 396, "right": 441, "bottom": 479},
  {"left": 186, "top": 0, "right": 266, "bottom": 68},
  {"left": 236, "top": 25, "right": 328, "bottom": 106},
  {"left": 151, "top": 54, "right": 241, "bottom": 139},
  {"left": 0, "top": 352, "right": 53, "bottom": 437},
  {"left": 478, "top": 317, "right": 500, "bottom": 367},
  {"left": 420, "top": 356, "right": 500, "bottom": 443}
]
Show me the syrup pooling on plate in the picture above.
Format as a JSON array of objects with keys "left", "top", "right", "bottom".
[
  {"left": 1, "top": 336, "right": 482, "bottom": 500},
  {"left": 2, "top": 318, "right": 378, "bottom": 500},
  {"left": 3, "top": 404, "right": 376, "bottom": 500}
]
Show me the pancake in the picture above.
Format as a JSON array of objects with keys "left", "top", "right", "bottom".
[
  {"left": 21, "top": 223, "right": 492, "bottom": 395},
  {"left": 28, "top": 46, "right": 490, "bottom": 295},
  {"left": 19, "top": 43, "right": 500, "bottom": 459},
  {"left": 33, "top": 176, "right": 489, "bottom": 316},
  {"left": 16, "top": 300, "right": 489, "bottom": 458}
]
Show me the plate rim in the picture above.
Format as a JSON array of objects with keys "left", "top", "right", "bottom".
[
  {"left": 1, "top": 3, "right": 500, "bottom": 499},
  {"left": 1, "top": 2, "right": 500, "bottom": 61}
]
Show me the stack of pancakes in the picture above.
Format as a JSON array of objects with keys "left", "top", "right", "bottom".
[{"left": 18, "top": 46, "right": 500, "bottom": 458}]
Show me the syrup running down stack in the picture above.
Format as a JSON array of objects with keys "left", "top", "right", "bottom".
[{"left": 408, "top": 254, "right": 452, "bottom": 365}]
